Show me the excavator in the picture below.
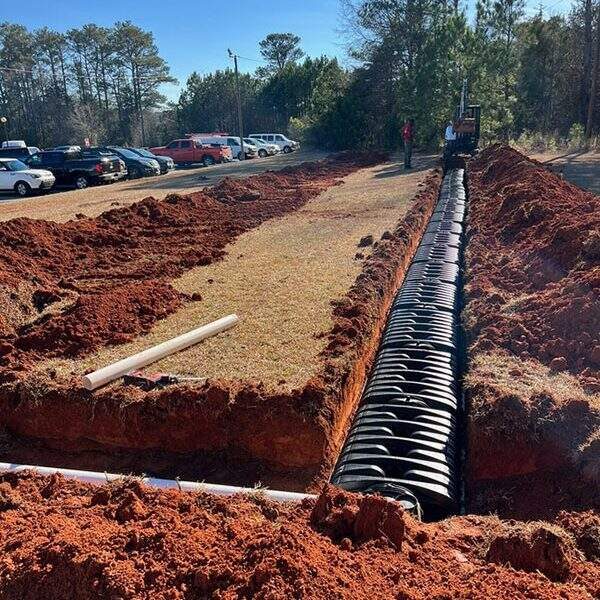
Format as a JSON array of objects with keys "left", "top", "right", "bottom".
[{"left": 443, "top": 79, "right": 481, "bottom": 161}]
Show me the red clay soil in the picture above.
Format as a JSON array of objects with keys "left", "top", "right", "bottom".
[
  {"left": 14, "top": 280, "right": 184, "bottom": 360},
  {"left": 0, "top": 152, "right": 386, "bottom": 380},
  {"left": 0, "top": 474, "right": 598, "bottom": 599},
  {"left": 466, "top": 144, "right": 599, "bottom": 381},
  {"left": 464, "top": 145, "right": 600, "bottom": 517},
  {"left": 0, "top": 169, "right": 443, "bottom": 486}
]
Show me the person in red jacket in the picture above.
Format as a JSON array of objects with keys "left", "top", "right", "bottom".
[{"left": 402, "top": 118, "right": 415, "bottom": 169}]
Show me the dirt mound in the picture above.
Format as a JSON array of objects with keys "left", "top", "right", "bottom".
[
  {"left": 557, "top": 511, "right": 600, "bottom": 561},
  {"left": 1, "top": 281, "right": 184, "bottom": 378},
  {"left": 466, "top": 144, "right": 600, "bottom": 379},
  {"left": 311, "top": 484, "right": 405, "bottom": 548},
  {"left": 486, "top": 522, "right": 578, "bottom": 581},
  {"left": 465, "top": 145, "right": 600, "bottom": 517},
  {"left": 0, "top": 154, "right": 384, "bottom": 386},
  {"left": 0, "top": 473, "right": 597, "bottom": 599}
]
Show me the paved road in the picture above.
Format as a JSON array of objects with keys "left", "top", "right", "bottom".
[
  {"left": 0, "top": 149, "right": 328, "bottom": 223},
  {"left": 530, "top": 150, "right": 600, "bottom": 195}
]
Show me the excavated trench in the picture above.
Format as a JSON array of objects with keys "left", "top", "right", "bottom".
[
  {"left": 1, "top": 149, "right": 599, "bottom": 599},
  {"left": 0, "top": 165, "right": 469, "bottom": 515},
  {"left": 0, "top": 160, "right": 475, "bottom": 506},
  {"left": 331, "top": 166, "right": 468, "bottom": 520},
  {"left": 0, "top": 158, "right": 444, "bottom": 492}
]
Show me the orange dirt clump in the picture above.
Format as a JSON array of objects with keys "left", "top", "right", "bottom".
[
  {"left": 2, "top": 280, "right": 184, "bottom": 379},
  {"left": 0, "top": 473, "right": 598, "bottom": 599},
  {"left": 486, "top": 521, "right": 578, "bottom": 581},
  {"left": 464, "top": 145, "right": 600, "bottom": 518}
]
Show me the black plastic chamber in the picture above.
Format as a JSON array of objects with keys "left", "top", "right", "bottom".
[{"left": 330, "top": 168, "right": 467, "bottom": 519}]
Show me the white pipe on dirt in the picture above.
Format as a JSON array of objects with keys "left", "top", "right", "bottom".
[
  {"left": 82, "top": 314, "right": 239, "bottom": 391},
  {"left": 0, "top": 462, "right": 313, "bottom": 503}
]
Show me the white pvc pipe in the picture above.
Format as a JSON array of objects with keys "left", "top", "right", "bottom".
[
  {"left": 82, "top": 314, "right": 239, "bottom": 390},
  {"left": 0, "top": 462, "right": 312, "bottom": 503}
]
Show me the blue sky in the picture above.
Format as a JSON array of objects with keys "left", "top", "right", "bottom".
[{"left": 1, "top": 0, "right": 574, "bottom": 101}]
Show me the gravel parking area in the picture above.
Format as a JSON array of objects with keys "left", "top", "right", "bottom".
[{"left": 0, "top": 149, "right": 328, "bottom": 223}]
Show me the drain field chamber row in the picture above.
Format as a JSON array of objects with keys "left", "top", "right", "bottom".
[{"left": 331, "top": 168, "right": 467, "bottom": 518}]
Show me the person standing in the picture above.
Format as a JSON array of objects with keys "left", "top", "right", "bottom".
[
  {"left": 444, "top": 120, "right": 457, "bottom": 155},
  {"left": 402, "top": 118, "right": 415, "bottom": 169}
]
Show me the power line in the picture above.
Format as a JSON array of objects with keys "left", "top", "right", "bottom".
[
  {"left": 542, "top": 0, "right": 572, "bottom": 12},
  {"left": 522, "top": 0, "right": 572, "bottom": 17},
  {"left": 235, "top": 54, "right": 266, "bottom": 64}
]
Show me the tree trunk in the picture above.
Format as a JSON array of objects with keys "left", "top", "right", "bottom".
[
  {"left": 585, "top": 4, "right": 600, "bottom": 139},
  {"left": 59, "top": 51, "right": 68, "bottom": 99},
  {"left": 582, "top": 0, "right": 593, "bottom": 123}
]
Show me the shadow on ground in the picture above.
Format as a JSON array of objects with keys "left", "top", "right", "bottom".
[{"left": 373, "top": 154, "right": 439, "bottom": 180}]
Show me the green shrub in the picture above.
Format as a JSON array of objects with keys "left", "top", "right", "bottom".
[
  {"left": 567, "top": 123, "right": 586, "bottom": 150},
  {"left": 288, "top": 116, "right": 313, "bottom": 144},
  {"left": 511, "top": 130, "right": 563, "bottom": 153}
]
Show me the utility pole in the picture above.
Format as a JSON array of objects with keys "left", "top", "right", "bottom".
[{"left": 228, "top": 49, "right": 245, "bottom": 160}]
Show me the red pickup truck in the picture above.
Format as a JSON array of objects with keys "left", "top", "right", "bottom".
[{"left": 149, "top": 139, "right": 232, "bottom": 166}]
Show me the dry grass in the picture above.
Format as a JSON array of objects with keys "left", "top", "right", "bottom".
[
  {"left": 467, "top": 351, "right": 600, "bottom": 489},
  {"left": 466, "top": 352, "right": 600, "bottom": 411},
  {"left": 43, "top": 154, "right": 435, "bottom": 389}
]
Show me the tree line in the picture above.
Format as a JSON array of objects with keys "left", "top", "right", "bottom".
[
  {"left": 1, "top": 1, "right": 599, "bottom": 151},
  {"left": 311, "top": 0, "right": 600, "bottom": 149},
  {"left": 0, "top": 21, "right": 175, "bottom": 148}
]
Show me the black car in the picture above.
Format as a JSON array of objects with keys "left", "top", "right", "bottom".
[
  {"left": 128, "top": 147, "right": 174, "bottom": 174},
  {"left": 99, "top": 146, "right": 161, "bottom": 179},
  {"left": 0, "top": 146, "right": 41, "bottom": 160},
  {"left": 25, "top": 149, "right": 125, "bottom": 189}
]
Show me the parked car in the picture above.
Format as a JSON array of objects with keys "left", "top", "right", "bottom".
[
  {"left": 1, "top": 140, "right": 26, "bottom": 148},
  {"left": 25, "top": 148, "right": 125, "bottom": 189},
  {"left": 243, "top": 137, "right": 278, "bottom": 157},
  {"left": 194, "top": 135, "right": 257, "bottom": 160},
  {"left": 128, "top": 147, "right": 175, "bottom": 174},
  {"left": 81, "top": 148, "right": 128, "bottom": 180},
  {"left": 52, "top": 145, "right": 82, "bottom": 152},
  {"left": 150, "top": 139, "right": 232, "bottom": 166},
  {"left": 0, "top": 157, "right": 55, "bottom": 197},
  {"left": 219, "top": 136, "right": 258, "bottom": 160},
  {"left": 0, "top": 146, "right": 41, "bottom": 160},
  {"left": 99, "top": 146, "right": 160, "bottom": 178},
  {"left": 248, "top": 133, "right": 299, "bottom": 153}
]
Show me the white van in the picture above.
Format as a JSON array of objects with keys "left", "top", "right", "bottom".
[
  {"left": 248, "top": 133, "right": 299, "bottom": 153},
  {"left": 193, "top": 135, "right": 257, "bottom": 160}
]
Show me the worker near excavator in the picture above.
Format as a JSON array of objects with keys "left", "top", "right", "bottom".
[
  {"left": 402, "top": 118, "right": 415, "bottom": 169},
  {"left": 444, "top": 120, "right": 457, "bottom": 154}
]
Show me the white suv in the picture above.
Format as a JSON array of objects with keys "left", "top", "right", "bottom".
[
  {"left": 243, "top": 137, "right": 279, "bottom": 157},
  {"left": 249, "top": 134, "right": 300, "bottom": 153},
  {"left": 0, "top": 158, "right": 55, "bottom": 197}
]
